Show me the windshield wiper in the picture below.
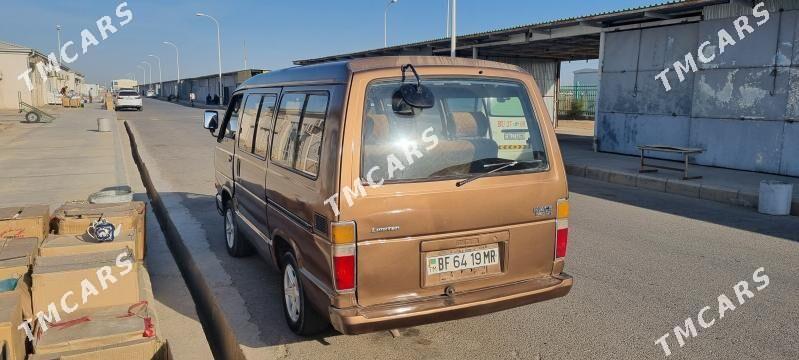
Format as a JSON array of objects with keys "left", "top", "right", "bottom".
[{"left": 455, "top": 161, "right": 518, "bottom": 187}]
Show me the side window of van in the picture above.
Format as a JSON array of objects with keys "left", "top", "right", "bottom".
[
  {"left": 238, "top": 95, "right": 262, "bottom": 153},
  {"left": 254, "top": 95, "right": 277, "bottom": 158},
  {"left": 270, "top": 92, "right": 330, "bottom": 177},
  {"left": 271, "top": 94, "right": 306, "bottom": 167},
  {"left": 295, "top": 95, "right": 328, "bottom": 176}
]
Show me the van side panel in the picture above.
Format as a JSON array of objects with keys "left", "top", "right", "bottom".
[{"left": 264, "top": 84, "right": 347, "bottom": 312}]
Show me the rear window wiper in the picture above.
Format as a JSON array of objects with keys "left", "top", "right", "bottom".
[{"left": 455, "top": 160, "right": 518, "bottom": 187}]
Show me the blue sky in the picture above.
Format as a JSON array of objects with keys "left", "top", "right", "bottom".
[{"left": 0, "top": 0, "right": 655, "bottom": 85}]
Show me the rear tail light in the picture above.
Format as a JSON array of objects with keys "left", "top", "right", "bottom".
[
  {"left": 331, "top": 221, "right": 356, "bottom": 292},
  {"left": 333, "top": 245, "right": 355, "bottom": 291},
  {"left": 555, "top": 199, "right": 569, "bottom": 258}
]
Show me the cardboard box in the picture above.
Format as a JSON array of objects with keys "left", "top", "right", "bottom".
[
  {"left": 69, "top": 98, "right": 81, "bottom": 108},
  {"left": 61, "top": 97, "right": 70, "bottom": 107},
  {"left": 29, "top": 338, "right": 169, "bottom": 360},
  {"left": 0, "top": 238, "right": 37, "bottom": 320},
  {"left": 0, "top": 275, "right": 33, "bottom": 322},
  {"left": 39, "top": 230, "right": 136, "bottom": 258},
  {"left": 32, "top": 249, "right": 140, "bottom": 316},
  {"left": 51, "top": 202, "right": 146, "bottom": 261},
  {"left": 0, "top": 238, "right": 37, "bottom": 280},
  {"left": 0, "top": 296, "right": 25, "bottom": 360},
  {"left": 0, "top": 206, "right": 49, "bottom": 242},
  {"left": 32, "top": 303, "right": 157, "bottom": 355}
]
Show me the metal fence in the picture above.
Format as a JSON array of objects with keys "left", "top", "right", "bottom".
[{"left": 557, "top": 85, "right": 597, "bottom": 120}]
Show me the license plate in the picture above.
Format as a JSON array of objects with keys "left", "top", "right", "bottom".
[{"left": 426, "top": 244, "right": 500, "bottom": 275}]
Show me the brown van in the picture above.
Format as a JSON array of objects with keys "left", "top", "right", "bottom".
[{"left": 202, "top": 56, "right": 572, "bottom": 335}]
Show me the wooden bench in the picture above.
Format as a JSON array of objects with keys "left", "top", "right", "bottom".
[{"left": 637, "top": 145, "right": 704, "bottom": 180}]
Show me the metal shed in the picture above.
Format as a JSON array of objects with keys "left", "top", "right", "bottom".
[{"left": 294, "top": 0, "right": 799, "bottom": 177}]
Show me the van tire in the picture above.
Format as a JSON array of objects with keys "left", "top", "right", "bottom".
[
  {"left": 281, "top": 252, "right": 328, "bottom": 336},
  {"left": 223, "top": 202, "right": 253, "bottom": 257}
]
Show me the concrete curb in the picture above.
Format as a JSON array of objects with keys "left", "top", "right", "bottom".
[
  {"left": 123, "top": 121, "right": 245, "bottom": 360},
  {"left": 566, "top": 163, "right": 799, "bottom": 217}
]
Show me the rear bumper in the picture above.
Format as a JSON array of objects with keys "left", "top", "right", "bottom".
[
  {"left": 115, "top": 100, "right": 142, "bottom": 107},
  {"left": 329, "top": 273, "right": 573, "bottom": 335}
]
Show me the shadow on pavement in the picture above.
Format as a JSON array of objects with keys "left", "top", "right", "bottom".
[
  {"left": 569, "top": 177, "right": 799, "bottom": 243},
  {"left": 172, "top": 191, "right": 344, "bottom": 348}
]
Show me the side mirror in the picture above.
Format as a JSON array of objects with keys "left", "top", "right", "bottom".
[
  {"left": 392, "top": 64, "right": 434, "bottom": 114},
  {"left": 203, "top": 110, "right": 218, "bottom": 134}
]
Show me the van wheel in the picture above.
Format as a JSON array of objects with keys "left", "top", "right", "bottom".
[
  {"left": 223, "top": 203, "right": 252, "bottom": 257},
  {"left": 281, "top": 252, "right": 328, "bottom": 336}
]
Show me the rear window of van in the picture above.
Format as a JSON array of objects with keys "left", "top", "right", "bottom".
[{"left": 361, "top": 78, "right": 548, "bottom": 183}]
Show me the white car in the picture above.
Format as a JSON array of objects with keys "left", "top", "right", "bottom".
[
  {"left": 114, "top": 90, "right": 142, "bottom": 111},
  {"left": 145, "top": 90, "right": 155, "bottom": 97}
]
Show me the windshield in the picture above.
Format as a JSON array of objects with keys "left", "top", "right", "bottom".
[
  {"left": 361, "top": 78, "right": 548, "bottom": 183},
  {"left": 119, "top": 91, "right": 138, "bottom": 96}
]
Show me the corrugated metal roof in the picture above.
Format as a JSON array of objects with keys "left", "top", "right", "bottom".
[
  {"left": 0, "top": 39, "right": 82, "bottom": 76},
  {"left": 0, "top": 40, "right": 32, "bottom": 52},
  {"left": 413, "top": 0, "right": 686, "bottom": 42},
  {"left": 295, "top": 0, "right": 721, "bottom": 64}
]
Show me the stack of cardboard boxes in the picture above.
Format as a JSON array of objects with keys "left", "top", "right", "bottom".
[
  {"left": 61, "top": 97, "right": 82, "bottom": 108},
  {"left": 0, "top": 202, "right": 169, "bottom": 359}
]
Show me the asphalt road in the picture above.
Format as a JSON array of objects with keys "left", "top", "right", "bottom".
[{"left": 119, "top": 98, "right": 799, "bottom": 360}]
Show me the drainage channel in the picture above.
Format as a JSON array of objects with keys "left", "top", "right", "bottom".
[{"left": 123, "top": 120, "right": 244, "bottom": 360}]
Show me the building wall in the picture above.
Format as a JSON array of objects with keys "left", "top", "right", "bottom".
[
  {"left": 81, "top": 84, "right": 99, "bottom": 97},
  {"left": 596, "top": 1, "right": 799, "bottom": 176},
  {"left": 113, "top": 79, "right": 138, "bottom": 91},
  {"left": 155, "top": 71, "right": 265, "bottom": 104},
  {"left": 0, "top": 52, "right": 33, "bottom": 109}
]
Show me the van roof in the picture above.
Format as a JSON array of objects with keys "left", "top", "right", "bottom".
[{"left": 236, "top": 56, "right": 526, "bottom": 91}]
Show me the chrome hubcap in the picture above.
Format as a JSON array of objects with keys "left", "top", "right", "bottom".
[
  {"left": 284, "top": 264, "right": 301, "bottom": 322},
  {"left": 225, "top": 209, "right": 235, "bottom": 249}
]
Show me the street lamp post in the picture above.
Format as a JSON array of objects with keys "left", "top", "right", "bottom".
[
  {"left": 141, "top": 61, "right": 152, "bottom": 91},
  {"left": 163, "top": 41, "right": 181, "bottom": 99},
  {"left": 196, "top": 12, "right": 223, "bottom": 102},
  {"left": 136, "top": 65, "right": 146, "bottom": 93},
  {"left": 446, "top": 1, "right": 449, "bottom": 37},
  {"left": 148, "top": 54, "right": 163, "bottom": 96},
  {"left": 450, "top": 0, "right": 457, "bottom": 57},
  {"left": 55, "top": 25, "right": 62, "bottom": 91},
  {"left": 384, "top": 0, "right": 398, "bottom": 47}
]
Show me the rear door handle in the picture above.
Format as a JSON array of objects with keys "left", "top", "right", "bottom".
[{"left": 228, "top": 155, "right": 233, "bottom": 162}]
